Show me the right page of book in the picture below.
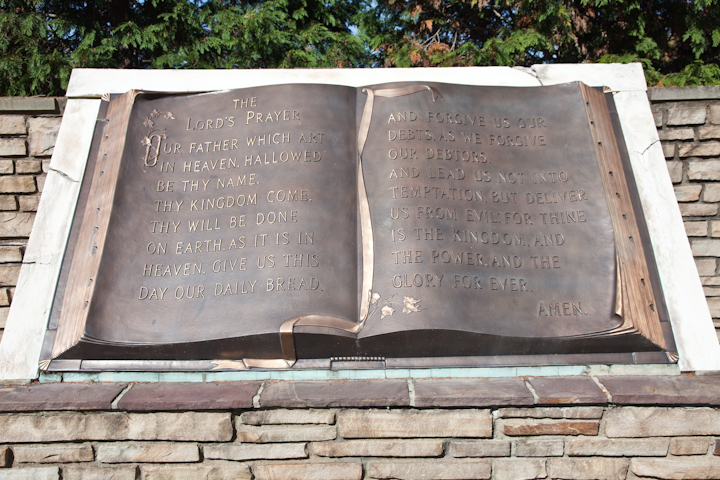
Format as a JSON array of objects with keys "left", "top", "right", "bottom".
[{"left": 356, "top": 82, "right": 646, "bottom": 356}]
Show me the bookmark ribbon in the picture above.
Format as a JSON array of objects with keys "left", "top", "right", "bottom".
[{"left": 239, "top": 85, "right": 443, "bottom": 369}]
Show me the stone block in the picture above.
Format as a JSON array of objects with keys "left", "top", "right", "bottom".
[
  {"left": 599, "top": 375, "right": 720, "bottom": 405},
  {"left": 680, "top": 203, "right": 718, "bottom": 216},
  {"left": 0, "top": 411, "right": 231, "bottom": 443},
  {"left": 494, "top": 458, "right": 547, "bottom": 480},
  {"left": 0, "top": 212, "right": 34, "bottom": 238},
  {"left": 669, "top": 436, "right": 710, "bottom": 455},
  {"left": 338, "top": 409, "right": 492, "bottom": 439},
  {"left": 689, "top": 160, "right": 720, "bottom": 180},
  {"left": 205, "top": 443, "right": 307, "bottom": 461},
  {"left": 0, "top": 307, "right": 7, "bottom": 328},
  {"left": 13, "top": 444, "right": 94, "bottom": 463},
  {"left": 0, "top": 115, "right": 26, "bottom": 134},
  {"left": 260, "top": 380, "right": 409, "bottom": 407},
  {"left": 127, "top": 412, "right": 232, "bottom": 441},
  {"left": 413, "top": 378, "right": 534, "bottom": 407},
  {"left": 235, "top": 424, "right": 336, "bottom": 443},
  {"left": 659, "top": 128, "right": 695, "bottom": 140},
  {"left": 514, "top": 438, "right": 564, "bottom": 457},
  {"left": 715, "top": 438, "right": 720, "bottom": 455},
  {"left": 526, "top": 377, "right": 607, "bottom": 404},
  {"left": 697, "top": 259, "right": 718, "bottom": 276},
  {"left": 550, "top": 458, "right": 628, "bottom": 480},
  {"left": 700, "top": 125, "right": 720, "bottom": 140},
  {"left": 501, "top": 419, "right": 599, "bottom": 436},
  {"left": 693, "top": 239, "right": 720, "bottom": 257},
  {"left": 96, "top": 442, "right": 199, "bottom": 463},
  {"left": 241, "top": 409, "right": 334, "bottom": 425},
  {"left": 605, "top": 407, "right": 720, "bottom": 437},
  {"left": 0, "top": 467, "right": 59, "bottom": 480},
  {"left": 0, "top": 160, "right": 14, "bottom": 174},
  {"left": 0, "top": 413, "right": 128, "bottom": 442},
  {"left": 17, "top": 196, "right": 39, "bottom": 212},
  {"left": 631, "top": 458, "right": 720, "bottom": 480},
  {"left": 254, "top": 462, "right": 362, "bottom": 480},
  {"left": 0, "top": 246, "right": 22, "bottom": 263},
  {"left": 0, "top": 265, "right": 20, "bottom": 286},
  {"left": 667, "top": 161, "right": 683, "bottom": 182},
  {"left": 367, "top": 460, "right": 491, "bottom": 479},
  {"left": 686, "top": 221, "right": 708, "bottom": 236},
  {"left": 663, "top": 143, "right": 675, "bottom": 158},
  {"left": 62, "top": 465, "right": 136, "bottom": 480},
  {"left": 1, "top": 445, "right": 11, "bottom": 467},
  {"left": 708, "top": 298, "right": 720, "bottom": 317},
  {"left": 36, "top": 174, "right": 45, "bottom": 192},
  {"left": 652, "top": 107, "right": 663, "bottom": 127},
  {"left": 0, "top": 383, "right": 126, "bottom": 411},
  {"left": 27, "top": 117, "right": 61, "bottom": 157},
  {"left": 649, "top": 86, "right": 720, "bottom": 100},
  {"left": 566, "top": 438, "right": 669, "bottom": 456},
  {"left": 0, "top": 177, "right": 34, "bottom": 193},
  {"left": 0, "top": 97, "right": 56, "bottom": 112},
  {"left": 668, "top": 106, "right": 707, "bottom": 125},
  {"left": 704, "top": 286, "right": 720, "bottom": 296},
  {"left": 712, "top": 105, "right": 720, "bottom": 124},
  {"left": 704, "top": 277, "right": 720, "bottom": 285},
  {"left": 312, "top": 439, "right": 443, "bottom": 458},
  {"left": 680, "top": 141, "right": 720, "bottom": 157},
  {"left": 712, "top": 222, "right": 720, "bottom": 238},
  {"left": 117, "top": 382, "right": 259, "bottom": 410},
  {"left": 0, "top": 195, "right": 17, "bottom": 210},
  {"left": 14, "top": 160, "right": 41, "bottom": 174},
  {"left": 449, "top": 440, "right": 510, "bottom": 458},
  {"left": 142, "top": 463, "right": 251, "bottom": 480},
  {"left": 0, "top": 139, "right": 26, "bottom": 156},
  {"left": 707, "top": 184, "right": 720, "bottom": 202},
  {"left": 496, "top": 407, "right": 604, "bottom": 419},
  {"left": 41, "top": 159, "right": 50, "bottom": 172},
  {"left": 675, "top": 184, "right": 703, "bottom": 201}
]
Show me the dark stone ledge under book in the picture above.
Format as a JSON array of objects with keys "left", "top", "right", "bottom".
[
  {"left": 0, "top": 383, "right": 127, "bottom": 411},
  {"left": 259, "top": 379, "right": 411, "bottom": 408},
  {"left": 599, "top": 375, "right": 720, "bottom": 405},
  {"left": 412, "top": 378, "right": 535, "bottom": 407},
  {"left": 0, "top": 376, "right": 719, "bottom": 411},
  {"left": 115, "top": 382, "right": 261, "bottom": 411},
  {"left": 527, "top": 376, "right": 609, "bottom": 404}
]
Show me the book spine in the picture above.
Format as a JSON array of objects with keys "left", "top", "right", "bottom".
[
  {"left": 52, "top": 91, "right": 138, "bottom": 358},
  {"left": 580, "top": 83, "right": 665, "bottom": 349}
]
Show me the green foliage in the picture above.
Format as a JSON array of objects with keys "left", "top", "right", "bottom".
[
  {"left": 365, "top": 0, "right": 720, "bottom": 86},
  {"left": 1, "top": 0, "right": 719, "bottom": 95},
  {"left": 0, "top": 0, "right": 369, "bottom": 95}
]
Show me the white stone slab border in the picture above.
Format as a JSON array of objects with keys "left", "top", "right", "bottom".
[
  {"left": 0, "top": 99, "right": 101, "bottom": 382},
  {"left": 1, "top": 64, "right": 716, "bottom": 382}
]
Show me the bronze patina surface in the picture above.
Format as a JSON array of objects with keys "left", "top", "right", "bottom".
[{"left": 44, "top": 82, "right": 674, "bottom": 367}]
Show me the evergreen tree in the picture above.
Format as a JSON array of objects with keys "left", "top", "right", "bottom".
[
  {"left": 363, "top": 0, "right": 720, "bottom": 86},
  {"left": 0, "top": 0, "right": 369, "bottom": 96},
  {"left": 1, "top": 0, "right": 719, "bottom": 96}
]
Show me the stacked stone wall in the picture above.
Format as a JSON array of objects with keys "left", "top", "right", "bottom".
[
  {"left": 0, "top": 377, "right": 717, "bottom": 479},
  {"left": 0, "top": 97, "right": 64, "bottom": 345},
  {"left": 649, "top": 87, "right": 720, "bottom": 342},
  {"left": 0, "top": 406, "right": 719, "bottom": 480}
]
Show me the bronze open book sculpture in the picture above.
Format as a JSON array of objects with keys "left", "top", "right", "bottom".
[{"left": 42, "top": 81, "right": 676, "bottom": 370}]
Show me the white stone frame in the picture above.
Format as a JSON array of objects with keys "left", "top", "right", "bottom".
[{"left": 1, "top": 64, "right": 718, "bottom": 382}]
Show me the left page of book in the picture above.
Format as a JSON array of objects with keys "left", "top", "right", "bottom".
[{"left": 53, "top": 84, "right": 360, "bottom": 359}]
